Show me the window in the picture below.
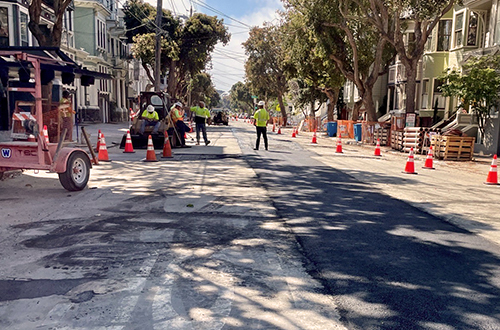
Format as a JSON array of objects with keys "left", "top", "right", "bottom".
[
  {"left": 0, "top": 7, "right": 9, "bottom": 47},
  {"left": 421, "top": 79, "right": 429, "bottom": 108},
  {"left": 454, "top": 12, "right": 464, "bottom": 48},
  {"left": 97, "top": 19, "right": 107, "bottom": 50},
  {"left": 467, "top": 12, "right": 478, "bottom": 46},
  {"left": 20, "top": 12, "right": 28, "bottom": 46},
  {"left": 495, "top": 4, "right": 500, "bottom": 45},
  {"left": 437, "top": 20, "right": 452, "bottom": 51}
]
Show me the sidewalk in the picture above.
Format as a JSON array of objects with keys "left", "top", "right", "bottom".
[{"left": 272, "top": 126, "right": 500, "bottom": 245}]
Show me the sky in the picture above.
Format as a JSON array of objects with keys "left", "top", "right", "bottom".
[{"left": 143, "top": 0, "right": 284, "bottom": 93}]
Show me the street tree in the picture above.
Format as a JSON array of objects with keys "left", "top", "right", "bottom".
[
  {"left": 359, "top": 0, "right": 457, "bottom": 115},
  {"left": 284, "top": 0, "right": 395, "bottom": 122},
  {"left": 229, "top": 81, "right": 254, "bottom": 114},
  {"left": 124, "top": 0, "right": 180, "bottom": 89},
  {"left": 439, "top": 55, "right": 500, "bottom": 137},
  {"left": 171, "top": 13, "right": 230, "bottom": 100},
  {"left": 124, "top": 1, "right": 229, "bottom": 100},
  {"left": 189, "top": 72, "right": 219, "bottom": 107},
  {"left": 281, "top": 6, "right": 344, "bottom": 121},
  {"left": 243, "top": 24, "right": 289, "bottom": 124},
  {"left": 28, "top": 0, "right": 72, "bottom": 46}
]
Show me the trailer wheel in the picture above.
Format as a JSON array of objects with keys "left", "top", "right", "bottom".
[{"left": 58, "top": 151, "right": 91, "bottom": 191}]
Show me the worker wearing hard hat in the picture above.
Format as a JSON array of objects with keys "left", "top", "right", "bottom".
[
  {"left": 140, "top": 105, "right": 160, "bottom": 135},
  {"left": 190, "top": 101, "right": 211, "bottom": 146},
  {"left": 170, "top": 102, "right": 191, "bottom": 148},
  {"left": 253, "top": 100, "right": 270, "bottom": 150}
]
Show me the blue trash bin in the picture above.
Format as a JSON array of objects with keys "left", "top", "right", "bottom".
[
  {"left": 354, "top": 123, "right": 362, "bottom": 142},
  {"left": 327, "top": 122, "right": 337, "bottom": 137}
]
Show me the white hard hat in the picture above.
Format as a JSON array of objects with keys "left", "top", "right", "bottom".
[
  {"left": 147, "top": 105, "right": 155, "bottom": 113},
  {"left": 258, "top": 101, "right": 265, "bottom": 106},
  {"left": 174, "top": 102, "right": 183, "bottom": 108}
]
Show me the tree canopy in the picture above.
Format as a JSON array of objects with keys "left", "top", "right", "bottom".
[
  {"left": 229, "top": 81, "right": 254, "bottom": 114},
  {"left": 123, "top": 0, "right": 230, "bottom": 100},
  {"left": 284, "top": 0, "right": 395, "bottom": 121},
  {"left": 243, "top": 25, "right": 289, "bottom": 123},
  {"left": 439, "top": 55, "right": 500, "bottom": 136}
]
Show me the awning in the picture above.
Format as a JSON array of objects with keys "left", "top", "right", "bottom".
[{"left": 0, "top": 46, "right": 112, "bottom": 81}]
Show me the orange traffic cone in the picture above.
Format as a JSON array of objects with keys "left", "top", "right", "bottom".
[
  {"left": 335, "top": 134, "right": 343, "bottom": 153},
  {"left": 123, "top": 130, "right": 135, "bottom": 153},
  {"left": 485, "top": 154, "right": 498, "bottom": 185},
  {"left": 311, "top": 130, "right": 317, "bottom": 144},
  {"left": 292, "top": 127, "right": 296, "bottom": 138},
  {"left": 277, "top": 126, "right": 282, "bottom": 135},
  {"left": 96, "top": 130, "right": 101, "bottom": 153},
  {"left": 42, "top": 125, "right": 50, "bottom": 144},
  {"left": 374, "top": 139, "right": 381, "bottom": 156},
  {"left": 272, "top": 123, "right": 276, "bottom": 132},
  {"left": 161, "top": 130, "right": 173, "bottom": 158},
  {"left": 98, "top": 133, "right": 111, "bottom": 162},
  {"left": 144, "top": 135, "right": 158, "bottom": 162},
  {"left": 422, "top": 146, "right": 435, "bottom": 169},
  {"left": 403, "top": 147, "right": 417, "bottom": 174}
]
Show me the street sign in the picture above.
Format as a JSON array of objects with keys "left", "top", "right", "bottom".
[{"left": 251, "top": 95, "right": 258, "bottom": 99}]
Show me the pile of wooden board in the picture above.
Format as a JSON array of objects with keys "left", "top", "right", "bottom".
[
  {"left": 374, "top": 128, "right": 390, "bottom": 146},
  {"left": 431, "top": 135, "right": 475, "bottom": 161}
]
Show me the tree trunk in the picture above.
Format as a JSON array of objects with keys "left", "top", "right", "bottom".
[
  {"left": 404, "top": 62, "right": 418, "bottom": 114},
  {"left": 352, "top": 100, "right": 363, "bottom": 121},
  {"left": 277, "top": 94, "right": 287, "bottom": 126},
  {"left": 324, "top": 88, "right": 339, "bottom": 122},
  {"left": 362, "top": 88, "right": 377, "bottom": 122},
  {"left": 167, "top": 61, "right": 178, "bottom": 99}
]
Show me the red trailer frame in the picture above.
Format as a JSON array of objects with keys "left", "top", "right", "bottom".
[{"left": 0, "top": 48, "right": 108, "bottom": 190}]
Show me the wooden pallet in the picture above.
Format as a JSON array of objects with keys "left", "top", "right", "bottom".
[
  {"left": 374, "top": 128, "right": 389, "bottom": 146},
  {"left": 431, "top": 135, "right": 475, "bottom": 161}
]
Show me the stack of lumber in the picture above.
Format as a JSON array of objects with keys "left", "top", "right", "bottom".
[
  {"left": 374, "top": 128, "right": 390, "bottom": 146},
  {"left": 431, "top": 135, "right": 475, "bottom": 161}
]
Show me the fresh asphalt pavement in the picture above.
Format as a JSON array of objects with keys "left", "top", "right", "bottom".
[
  {"left": 0, "top": 120, "right": 499, "bottom": 329},
  {"left": 235, "top": 123, "right": 500, "bottom": 329}
]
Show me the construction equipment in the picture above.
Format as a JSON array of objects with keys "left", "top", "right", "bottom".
[
  {"left": 0, "top": 47, "right": 109, "bottom": 191},
  {"left": 119, "top": 91, "right": 175, "bottom": 149}
]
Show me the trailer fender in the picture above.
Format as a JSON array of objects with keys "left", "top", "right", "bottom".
[{"left": 53, "top": 148, "right": 92, "bottom": 173}]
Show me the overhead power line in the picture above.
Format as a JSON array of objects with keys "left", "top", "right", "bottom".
[{"left": 190, "top": 0, "right": 252, "bottom": 29}]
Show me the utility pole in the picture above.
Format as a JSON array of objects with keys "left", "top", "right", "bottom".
[{"left": 154, "top": 0, "right": 162, "bottom": 92}]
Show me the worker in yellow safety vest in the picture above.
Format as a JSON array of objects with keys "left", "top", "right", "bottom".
[
  {"left": 140, "top": 105, "right": 160, "bottom": 135},
  {"left": 253, "top": 100, "right": 270, "bottom": 150},
  {"left": 190, "top": 101, "right": 211, "bottom": 146}
]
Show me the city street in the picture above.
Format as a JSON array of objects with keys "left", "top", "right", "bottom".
[{"left": 1, "top": 120, "right": 500, "bottom": 329}]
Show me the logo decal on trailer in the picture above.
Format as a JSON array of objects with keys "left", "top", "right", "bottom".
[{"left": 1, "top": 148, "right": 12, "bottom": 159}]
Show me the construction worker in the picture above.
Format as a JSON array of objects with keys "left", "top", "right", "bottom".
[
  {"left": 253, "top": 100, "right": 270, "bottom": 150},
  {"left": 190, "top": 101, "right": 211, "bottom": 146},
  {"left": 140, "top": 105, "right": 160, "bottom": 135},
  {"left": 170, "top": 102, "right": 191, "bottom": 148}
]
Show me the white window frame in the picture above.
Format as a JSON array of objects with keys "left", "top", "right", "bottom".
[{"left": 453, "top": 10, "right": 466, "bottom": 49}]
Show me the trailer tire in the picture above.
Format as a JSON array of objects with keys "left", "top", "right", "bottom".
[{"left": 58, "top": 151, "right": 91, "bottom": 191}]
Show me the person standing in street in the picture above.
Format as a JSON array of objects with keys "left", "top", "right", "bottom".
[
  {"left": 190, "top": 101, "right": 211, "bottom": 146},
  {"left": 59, "top": 90, "right": 76, "bottom": 141},
  {"left": 253, "top": 100, "right": 270, "bottom": 150}
]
